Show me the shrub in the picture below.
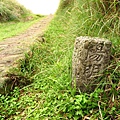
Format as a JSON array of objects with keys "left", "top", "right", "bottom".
[{"left": 0, "top": 0, "right": 31, "bottom": 22}]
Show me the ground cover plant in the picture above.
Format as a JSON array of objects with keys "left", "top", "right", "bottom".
[{"left": 0, "top": 0, "right": 120, "bottom": 119}]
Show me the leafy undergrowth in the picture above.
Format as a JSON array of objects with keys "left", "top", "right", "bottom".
[{"left": 0, "top": 0, "right": 120, "bottom": 119}]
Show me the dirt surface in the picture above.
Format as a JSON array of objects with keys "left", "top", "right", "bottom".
[{"left": 0, "top": 15, "right": 53, "bottom": 86}]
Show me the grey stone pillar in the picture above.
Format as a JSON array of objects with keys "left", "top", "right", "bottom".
[{"left": 72, "top": 36, "right": 112, "bottom": 92}]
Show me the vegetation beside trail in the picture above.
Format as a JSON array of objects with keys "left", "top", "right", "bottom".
[
  {"left": 0, "top": 0, "right": 43, "bottom": 41},
  {"left": 0, "top": 0, "right": 120, "bottom": 119},
  {"left": 0, "top": 0, "right": 30, "bottom": 22},
  {"left": 0, "top": 17, "right": 43, "bottom": 41}
]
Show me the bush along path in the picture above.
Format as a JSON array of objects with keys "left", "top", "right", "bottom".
[{"left": 0, "top": 15, "right": 53, "bottom": 93}]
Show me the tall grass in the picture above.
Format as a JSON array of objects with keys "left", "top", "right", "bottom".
[
  {"left": 0, "top": 0, "right": 120, "bottom": 119},
  {"left": 0, "top": 0, "right": 31, "bottom": 22}
]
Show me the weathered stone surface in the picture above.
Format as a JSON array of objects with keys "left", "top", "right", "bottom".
[{"left": 72, "top": 36, "right": 112, "bottom": 92}]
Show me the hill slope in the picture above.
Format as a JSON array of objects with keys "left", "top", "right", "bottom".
[{"left": 0, "top": 0, "right": 31, "bottom": 22}]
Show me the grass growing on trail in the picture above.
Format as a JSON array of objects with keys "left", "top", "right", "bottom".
[
  {"left": 0, "top": 16, "right": 43, "bottom": 41},
  {"left": 0, "top": 0, "right": 120, "bottom": 119}
]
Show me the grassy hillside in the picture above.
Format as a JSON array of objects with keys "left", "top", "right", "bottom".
[
  {"left": 0, "top": 0, "right": 43, "bottom": 41},
  {"left": 0, "top": 0, "right": 31, "bottom": 22},
  {"left": 0, "top": 0, "right": 120, "bottom": 119}
]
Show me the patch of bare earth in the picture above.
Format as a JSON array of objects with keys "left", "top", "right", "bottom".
[{"left": 0, "top": 15, "right": 53, "bottom": 88}]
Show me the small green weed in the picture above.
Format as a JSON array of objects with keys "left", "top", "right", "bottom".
[{"left": 0, "top": 87, "right": 20, "bottom": 119}]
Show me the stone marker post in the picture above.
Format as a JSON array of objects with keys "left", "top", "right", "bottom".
[{"left": 72, "top": 36, "right": 112, "bottom": 92}]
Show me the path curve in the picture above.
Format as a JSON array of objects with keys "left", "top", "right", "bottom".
[{"left": 0, "top": 15, "right": 53, "bottom": 85}]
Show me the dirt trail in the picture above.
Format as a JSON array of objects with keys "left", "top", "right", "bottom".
[{"left": 0, "top": 15, "right": 53, "bottom": 85}]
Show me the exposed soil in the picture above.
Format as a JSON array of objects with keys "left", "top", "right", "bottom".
[{"left": 0, "top": 15, "right": 53, "bottom": 86}]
